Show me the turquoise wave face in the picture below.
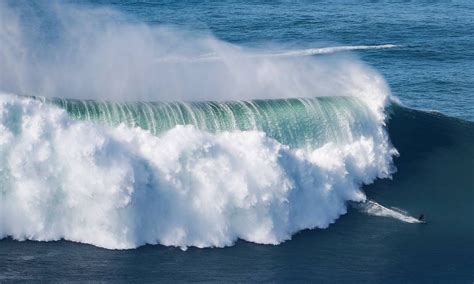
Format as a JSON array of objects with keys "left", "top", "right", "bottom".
[{"left": 34, "top": 96, "right": 378, "bottom": 149}]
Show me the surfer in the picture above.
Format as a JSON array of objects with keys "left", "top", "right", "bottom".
[{"left": 418, "top": 214, "right": 425, "bottom": 223}]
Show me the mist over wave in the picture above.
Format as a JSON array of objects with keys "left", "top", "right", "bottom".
[
  {"left": 0, "top": 1, "right": 400, "bottom": 249},
  {"left": 0, "top": 1, "right": 389, "bottom": 114},
  {"left": 34, "top": 96, "right": 382, "bottom": 150}
]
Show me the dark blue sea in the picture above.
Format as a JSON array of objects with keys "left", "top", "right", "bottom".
[{"left": 0, "top": 1, "right": 473, "bottom": 282}]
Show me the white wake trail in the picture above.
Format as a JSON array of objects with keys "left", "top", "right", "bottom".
[{"left": 355, "top": 200, "right": 422, "bottom": 224}]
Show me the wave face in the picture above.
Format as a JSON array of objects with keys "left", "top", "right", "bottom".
[
  {"left": 36, "top": 96, "right": 378, "bottom": 150},
  {"left": 0, "top": 94, "right": 396, "bottom": 249}
]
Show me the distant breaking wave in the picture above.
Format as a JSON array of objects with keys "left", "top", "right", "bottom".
[
  {"left": 266, "top": 44, "right": 398, "bottom": 57},
  {"left": 159, "top": 44, "right": 398, "bottom": 63},
  {"left": 34, "top": 95, "right": 379, "bottom": 149}
]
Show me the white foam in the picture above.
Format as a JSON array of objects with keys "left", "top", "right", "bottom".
[{"left": 0, "top": 94, "right": 397, "bottom": 249}]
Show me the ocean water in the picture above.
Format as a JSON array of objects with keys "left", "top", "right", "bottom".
[{"left": 0, "top": 1, "right": 473, "bottom": 282}]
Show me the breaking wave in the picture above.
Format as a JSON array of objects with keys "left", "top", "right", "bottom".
[
  {"left": 0, "top": 93, "right": 397, "bottom": 249},
  {"left": 0, "top": 0, "right": 402, "bottom": 250}
]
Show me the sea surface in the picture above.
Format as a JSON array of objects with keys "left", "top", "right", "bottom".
[{"left": 0, "top": 1, "right": 473, "bottom": 282}]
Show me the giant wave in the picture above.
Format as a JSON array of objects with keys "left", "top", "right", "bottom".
[
  {"left": 0, "top": 93, "right": 397, "bottom": 249},
  {"left": 0, "top": 0, "right": 400, "bottom": 250}
]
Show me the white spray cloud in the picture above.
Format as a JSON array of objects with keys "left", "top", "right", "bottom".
[
  {"left": 354, "top": 200, "right": 422, "bottom": 224},
  {"left": 0, "top": 1, "right": 390, "bottom": 118}
]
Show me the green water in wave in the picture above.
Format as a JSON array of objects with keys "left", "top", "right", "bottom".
[{"left": 35, "top": 96, "right": 376, "bottom": 149}]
